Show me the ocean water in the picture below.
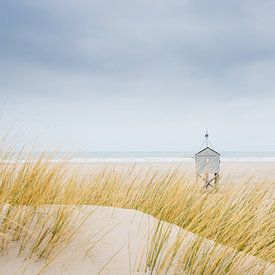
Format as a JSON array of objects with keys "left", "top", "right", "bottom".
[
  {"left": 60, "top": 151, "right": 275, "bottom": 163},
  {"left": 4, "top": 151, "right": 275, "bottom": 163}
]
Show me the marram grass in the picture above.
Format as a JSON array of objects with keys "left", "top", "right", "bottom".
[{"left": 0, "top": 152, "right": 274, "bottom": 274}]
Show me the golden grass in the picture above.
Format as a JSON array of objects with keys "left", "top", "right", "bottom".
[
  {"left": 140, "top": 220, "right": 273, "bottom": 274},
  {"left": 0, "top": 152, "right": 274, "bottom": 274},
  {"left": 66, "top": 166, "right": 274, "bottom": 265},
  {"left": 0, "top": 155, "right": 90, "bottom": 261}
]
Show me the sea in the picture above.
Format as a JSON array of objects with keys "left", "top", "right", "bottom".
[
  {"left": 3, "top": 151, "right": 275, "bottom": 163},
  {"left": 48, "top": 151, "right": 275, "bottom": 163}
]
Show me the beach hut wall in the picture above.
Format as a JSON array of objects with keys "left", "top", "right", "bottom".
[{"left": 195, "top": 147, "right": 220, "bottom": 175}]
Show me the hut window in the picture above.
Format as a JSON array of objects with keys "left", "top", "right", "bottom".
[{"left": 206, "top": 158, "right": 210, "bottom": 163}]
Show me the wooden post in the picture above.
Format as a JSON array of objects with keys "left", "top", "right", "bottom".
[
  {"left": 214, "top": 173, "right": 220, "bottom": 190},
  {"left": 205, "top": 172, "right": 209, "bottom": 188}
]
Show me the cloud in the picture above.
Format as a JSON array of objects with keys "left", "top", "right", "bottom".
[
  {"left": 2, "top": 0, "right": 275, "bottom": 76},
  {"left": 0, "top": 0, "right": 274, "bottom": 150}
]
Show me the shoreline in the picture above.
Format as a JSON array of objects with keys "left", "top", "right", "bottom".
[{"left": 2, "top": 158, "right": 275, "bottom": 164}]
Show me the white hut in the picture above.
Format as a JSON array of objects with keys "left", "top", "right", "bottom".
[{"left": 195, "top": 131, "right": 220, "bottom": 188}]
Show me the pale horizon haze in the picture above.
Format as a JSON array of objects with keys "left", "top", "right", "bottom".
[{"left": 1, "top": 1, "right": 275, "bottom": 152}]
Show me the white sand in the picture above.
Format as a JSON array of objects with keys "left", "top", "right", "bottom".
[
  {"left": 0, "top": 206, "right": 157, "bottom": 275},
  {"left": 0, "top": 206, "right": 274, "bottom": 275},
  {"left": 67, "top": 161, "right": 275, "bottom": 182}
]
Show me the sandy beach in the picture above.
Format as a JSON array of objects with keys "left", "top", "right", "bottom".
[{"left": 66, "top": 161, "right": 275, "bottom": 184}]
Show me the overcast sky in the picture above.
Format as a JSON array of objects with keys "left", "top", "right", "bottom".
[{"left": 0, "top": 0, "right": 275, "bottom": 151}]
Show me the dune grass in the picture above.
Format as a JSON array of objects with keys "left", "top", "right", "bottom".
[
  {"left": 0, "top": 152, "right": 274, "bottom": 273},
  {"left": 0, "top": 155, "right": 91, "bottom": 261},
  {"left": 69, "top": 166, "right": 274, "bottom": 265},
  {"left": 139, "top": 218, "right": 273, "bottom": 274}
]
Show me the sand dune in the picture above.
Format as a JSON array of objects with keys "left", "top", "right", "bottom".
[{"left": 1, "top": 205, "right": 274, "bottom": 275}]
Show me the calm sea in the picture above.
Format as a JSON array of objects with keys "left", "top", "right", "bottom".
[
  {"left": 5, "top": 151, "right": 275, "bottom": 163},
  {"left": 51, "top": 151, "right": 275, "bottom": 163}
]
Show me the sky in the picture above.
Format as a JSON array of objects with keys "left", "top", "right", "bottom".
[{"left": 0, "top": 0, "right": 275, "bottom": 152}]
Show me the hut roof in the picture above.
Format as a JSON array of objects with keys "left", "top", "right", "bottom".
[{"left": 195, "top": 146, "right": 220, "bottom": 156}]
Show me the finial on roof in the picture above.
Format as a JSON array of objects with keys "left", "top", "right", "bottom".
[{"left": 205, "top": 130, "right": 209, "bottom": 147}]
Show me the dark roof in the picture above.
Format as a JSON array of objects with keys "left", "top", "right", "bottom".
[{"left": 195, "top": 146, "right": 220, "bottom": 156}]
